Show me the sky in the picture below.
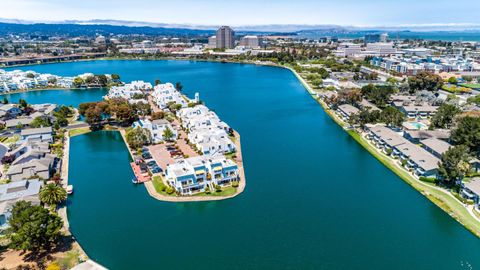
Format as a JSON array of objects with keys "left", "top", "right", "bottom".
[{"left": 1, "top": 0, "right": 480, "bottom": 27}]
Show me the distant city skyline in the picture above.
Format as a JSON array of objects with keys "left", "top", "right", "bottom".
[{"left": 1, "top": 0, "right": 480, "bottom": 28}]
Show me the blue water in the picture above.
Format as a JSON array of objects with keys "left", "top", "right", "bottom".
[
  {"left": 9, "top": 60, "right": 480, "bottom": 270},
  {"left": 0, "top": 88, "right": 108, "bottom": 108}
]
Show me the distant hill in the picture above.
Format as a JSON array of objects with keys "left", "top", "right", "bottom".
[{"left": 0, "top": 22, "right": 215, "bottom": 37}]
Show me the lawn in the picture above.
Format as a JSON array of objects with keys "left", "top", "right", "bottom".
[
  {"left": 459, "top": 83, "right": 480, "bottom": 89},
  {"left": 152, "top": 175, "right": 237, "bottom": 198},
  {"left": 193, "top": 186, "right": 237, "bottom": 197},
  {"left": 68, "top": 127, "right": 91, "bottom": 137}
]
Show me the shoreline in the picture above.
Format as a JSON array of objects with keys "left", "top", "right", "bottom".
[
  {"left": 0, "top": 87, "right": 106, "bottom": 97},
  {"left": 287, "top": 66, "right": 480, "bottom": 238},
  {"left": 118, "top": 127, "right": 246, "bottom": 203}
]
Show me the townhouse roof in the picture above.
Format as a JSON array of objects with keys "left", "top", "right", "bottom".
[
  {"left": 401, "top": 104, "right": 439, "bottom": 113},
  {"left": 5, "top": 118, "right": 33, "bottom": 128},
  {"left": 0, "top": 179, "right": 42, "bottom": 202},
  {"left": 338, "top": 104, "right": 360, "bottom": 116},
  {"left": 360, "top": 99, "right": 381, "bottom": 111},
  {"left": 464, "top": 177, "right": 480, "bottom": 196},
  {"left": 6, "top": 155, "right": 54, "bottom": 176},
  {"left": 367, "top": 124, "right": 440, "bottom": 171},
  {"left": 20, "top": 126, "right": 53, "bottom": 136},
  {"left": 420, "top": 138, "right": 452, "bottom": 156},
  {"left": 404, "top": 129, "right": 451, "bottom": 140}
]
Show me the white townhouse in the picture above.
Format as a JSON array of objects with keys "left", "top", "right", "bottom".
[
  {"left": 151, "top": 83, "right": 188, "bottom": 109},
  {"left": 187, "top": 127, "right": 236, "bottom": 155},
  {"left": 132, "top": 119, "right": 177, "bottom": 143},
  {"left": 165, "top": 154, "right": 240, "bottom": 195},
  {"left": 177, "top": 104, "right": 235, "bottom": 154}
]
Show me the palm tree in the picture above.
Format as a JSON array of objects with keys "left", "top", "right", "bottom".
[
  {"left": 162, "top": 127, "right": 175, "bottom": 142},
  {"left": 40, "top": 184, "right": 67, "bottom": 208}
]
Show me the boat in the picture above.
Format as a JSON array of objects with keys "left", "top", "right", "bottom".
[
  {"left": 132, "top": 177, "right": 138, "bottom": 184},
  {"left": 66, "top": 185, "right": 74, "bottom": 194}
]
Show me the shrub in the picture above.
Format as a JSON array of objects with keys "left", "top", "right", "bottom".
[
  {"left": 166, "top": 186, "right": 175, "bottom": 195},
  {"left": 232, "top": 181, "right": 239, "bottom": 188},
  {"left": 419, "top": 176, "right": 437, "bottom": 184}
]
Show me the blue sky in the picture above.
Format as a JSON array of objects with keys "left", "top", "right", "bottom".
[{"left": 1, "top": 0, "right": 480, "bottom": 27}]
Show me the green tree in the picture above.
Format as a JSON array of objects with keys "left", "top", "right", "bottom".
[
  {"left": 19, "top": 98, "right": 28, "bottom": 109},
  {"left": 381, "top": 106, "right": 405, "bottom": 127},
  {"left": 2, "top": 97, "right": 8, "bottom": 104},
  {"left": 73, "top": 77, "right": 84, "bottom": 87},
  {"left": 40, "top": 184, "right": 67, "bottom": 208},
  {"left": 175, "top": 82, "right": 183, "bottom": 92},
  {"left": 451, "top": 116, "right": 480, "bottom": 156},
  {"left": 162, "top": 127, "right": 175, "bottom": 141},
  {"left": 154, "top": 79, "right": 161, "bottom": 86},
  {"left": 126, "top": 127, "right": 150, "bottom": 149},
  {"left": 408, "top": 71, "right": 443, "bottom": 92},
  {"left": 30, "top": 116, "right": 51, "bottom": 128},
  {"left": 361, "top": 84, "right": 395, "bottom": 107},
  {"left": 7, "top": 201, "right": 63, "bottom": 251},
  {"left": 111, "top": 74, "right": 121, "bottom": 81},
  {"left": 438, "top": 145, "right": 471, "bottom": 184},
  {"left": 448, "top": 76, "right": 458, "bottom": 84},
  {"left": 430, "top": 103, "right": 461, "bottom": 129}
]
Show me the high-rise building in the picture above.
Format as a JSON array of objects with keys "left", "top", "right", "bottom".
[
  {"left": 239, "top": 35, "right": 260, "bottom": 48},
  {"left": 216, "top": 26, "right": 235, "bottom": 49}
]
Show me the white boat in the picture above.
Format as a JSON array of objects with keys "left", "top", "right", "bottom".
[{"left": 67, "top": 185, "right": 74, "bottom": 194}]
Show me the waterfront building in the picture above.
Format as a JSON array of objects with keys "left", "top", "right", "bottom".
[
  {"left": 364, "top": 33, "right": 388, "bottom": 43},
  {"left": 6, "top": 155, "right": 55, "bottom": 181},
  {"left": 165, "top": 154, "right": 239, "bottom": 195},
  {"left": 366, "top": 124, "right": 440, "bottom": 178},
  {"left": 336, "top": 104, "right": 360, "bottom": 121},
  {"left": 151, "top": 83, "right": 188, "bottom": 109},
  {"left": 461, "top": 177, "right": 480, "bottom": 208},
  {"left": 216, "top": 26, "right": 235, "bottom": 49}
]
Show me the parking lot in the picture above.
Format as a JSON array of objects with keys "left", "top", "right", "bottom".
[{"left": 147, "top": 129, "right": 200, "bottom": 172}]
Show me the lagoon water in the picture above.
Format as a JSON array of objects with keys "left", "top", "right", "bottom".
[{"left": 8, "top": 60, "right": 480, "bottom": 269}]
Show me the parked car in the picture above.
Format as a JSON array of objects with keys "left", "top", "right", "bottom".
[
  {"left": 147, "top": 160, "right": 157, "bottom": 167},
  {"left": 150, "top": 166, "right": 162, "bottom": 174},
  {"left": 142, "top": 152, "right": 152, "bottom": 159}
]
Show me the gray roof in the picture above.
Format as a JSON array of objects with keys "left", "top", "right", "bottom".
[
  {"left": 367, "top": 124, "right": 440, "bottom": 171},
  {"left": 5, "top": 118, "right": 33, "bottom": 128},
  {"left": 20, "top": 126, "right": 53, "bottom": 136},
  {"left": 404, "top": 129, "right": 451, "bottom": 140},
  {"left": 7, "top": 155, "right": 55, "bottom": 176},
  {"left": 465, "top": 178, "right": 480, "bottom": 196},
  {"left": 0, "top": 179, "right": 42, "bottom": 202},
  {"left": 338, "top": 104, "right": 360, "bottom": 116},
  {"left": 421, "top": 138, "right": 452, "bottom": 156},
  {"left": 360, "top": 99, "right": 380, "bottom": 111},
  {"left": 401, "top": 104, "right": 439, "bottom": 113}
]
